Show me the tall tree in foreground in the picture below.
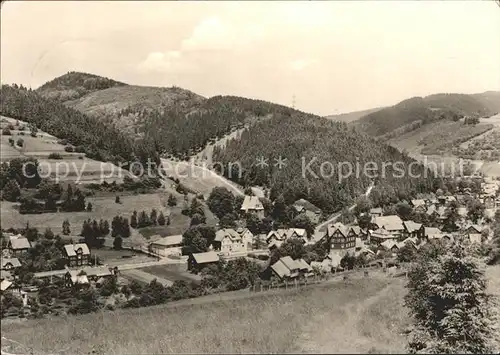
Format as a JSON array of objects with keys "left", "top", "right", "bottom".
[{"left": 405, "top": 243, "right": 499, "bottom": 354}]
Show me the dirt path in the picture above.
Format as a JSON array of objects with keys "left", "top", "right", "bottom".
[{"left": 298, "top": 276, "right": 407, "bottom": 353}]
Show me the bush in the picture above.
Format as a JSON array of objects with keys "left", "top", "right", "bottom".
[
  {"left": 48, "top": 153, "right": 63, "bottom": 160},
  {"left": 16, "top": 138, "right": 24, "bottom": 147},
  {"left": 2, "top": 127, "right": 11, "bottom": 135},
  {"left": 64, "top": 145, "right": 74, "bottom": 152}
]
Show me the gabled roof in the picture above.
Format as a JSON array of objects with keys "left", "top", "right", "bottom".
[
  {"left": 293, "top": 199, "right": 321, "bottom": 213},
  {"left": 64, "top": 243, "right": 90, "bottom": 257},
  {"left": 381, "top": 240, "right": 400, "bottom": 250},
  {"left": 9, "top": 236, "right": 31, "bottom": 250},
  {"left": 411, "top": 199, "right": 426, "bottom": 208},
  {"left": 465, "top": 224, "right": 483, "bottom": 233},
  {"left": 424, "top": 227, "right": 442, "bottom": 236},
  {"left": 271, "top": 260, "right": 291, "bottom": 279},
  {"left": 1, "top": 258, "right": 21, "bottom": 269},
  {"left": 240, "top": 196, "right": 264, "bottom": 211},
  {"left": 327, "top": 222, "right": 349, "bottom": 237},
  {"left": 372, "top": 215, "right": 404, "bottom": 231},
  {"left": 280, "top": 256, "right": 300, "bottom": 271},
  {"left": 0, "top": 279, "right": 13, "bottom": 291},
  {"left": 192, "top": 251, "right": 220, "bottom": 264},
  {"left": 268, "top": 239, "right": 284, "bottom": 250},
  {"left": 150, "top": 234, "right": 183, "bottom": 247},
  {"left": 403, "top": 221, "right": 422, "bottom": 233},
  {"left": 215, "top": 229, "right": 242, "bottom": 242},
  {"left": 426, "top": 204, "right": 437, "bottom": 215}
]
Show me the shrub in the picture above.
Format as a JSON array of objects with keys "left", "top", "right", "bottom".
[
  {"left": 48, "top": 153, "right": 63, "bottom": 160},
  {"left": 64, "top": 145, "right": 74, "bottom": 152},
  {"left": 2, "top": 127, "right": 11, "bottom": 135},
  {"left": 16, "top": 138, "right": 24, "bottom": 147}
]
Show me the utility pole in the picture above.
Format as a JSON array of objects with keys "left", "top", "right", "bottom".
[{"left": 292, "top": 94, "right": 296, "bottom": 109}]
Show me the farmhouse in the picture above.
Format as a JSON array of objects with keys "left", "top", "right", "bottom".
[
  {"left": 64, "top": 266, "right": 116, "bottom": 287},
  {"left": 64, "top": 243, "right": 91, "bottom": 267},
  {"left": 7, "top": 235, "right": 31, "bottom": 256},
  {"left": 149, "top": 235, "right": 183, "bottom": 257},
  {"left": 187, "top": 251, "right": 220, "bottom": 272},
  {"left": 324, "top": 222, "right": 356, "bottom": 250},
  {"left": 266, "top": 228, "right": 308, "bottom": 244},
  {"left": 213, "top": 228, "right": 253, "bottom": 255},
  {"left": 402, "top": 221, "right": 424, "bottom": 240},
  {"left": 371, "top": 215, "right": 405, "bottom": 237},
  {"left": 465, "top": 224, "right": 484, "bottom": 244},
  {"left": 1, "top": 258, "right": 21, "bottom": 271},
  {"left": 369, "top": 228, "right": 398, "bottom": 245},
  {"left": 270, "top": 256, "right": 312, "bottom": 280},
  {"left": 380, "top": 240, "right": 400, "bottom": 252},
  {"left": 292, "top": 199, "right": 322, "bottom": 224},
  {"left": 240, "top": 196, "right": 264, "bottom": 218},
  {"left": 410, "top": 199, "right": 426, "bottom": 212}
]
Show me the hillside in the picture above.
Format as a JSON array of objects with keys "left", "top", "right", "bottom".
[
  {"left": 326, "top": 107, "right": 383, "bottom": 123},
  {"left": 352, "top": 92, "right": 498, "bottom": 137},
  {"left": 0, "top": 276, "right": 408, "bottom": 354},
  {"left": 0, "top": 84, "right": 158, "bottom": 167},
  {"left": 37, "top": 71, "right": 127, "bottom": 101},
  {"left": 213, "top": 111, "right": 435, "bottom": 214},
  {"left": 472, "top": 91, "right": 500, "bottom": 114}
]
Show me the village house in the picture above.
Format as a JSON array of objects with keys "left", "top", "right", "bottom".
[
  {"left": 64, "top": 266, "right": 116, "bottom": 288},
  {"left": 371, "top": 215, "right": 405, "bottom": 237},
  {"left": 7, "top": 235, "right": 31, "bottom": 256},
  {"left": 410, "top": 199, "right": 427, "bottom": 213},
  {"left": 1, "top": 258, "right": 21, "bottom": 271},
  {"left": 270, "top": 256, "right": 312, "bottom": 280},
  {"left": 464, "top": 224, "right": 484, "bottom": 244},
  {"left": 380, "top": 240, "right": 400, "bottom": 253},
  {"left": 424, "top": 227, "right": 442, "bottom": 240},
  {"left": 240, "top": 196, "right": 265, "bottom": 218},
  {"left": 149, "top": 235, "right": 183, "bottom": 257},
  {"left": 188, "top": 251, "right": 220, "bottom": 272},
  {"left": 324, "top": 222, "right": 356, "bottom": 250},
  {"left": 369, "top": 228, "right": 398, "bottom": 245},
  {"left": 369, "top": 207, "right": 383, "bottom": 218},
  {"left": 266, "top": 228, "right": 308, "bottom": 245},
  {"left": 402, "top": 221, "right": 424, "bottom": 240},
  {"left": 64, "top": 243, "right": 91, "bottom": 267},
  {"left": 292, "top": 199, "right": 322, "bottom": 224},
  {"left": 213, "top": 228, "right": 253, "bottom": 256}
]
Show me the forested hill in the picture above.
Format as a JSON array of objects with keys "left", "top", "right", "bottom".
[
  {"left": 37, "top": 71, "right": 127, "bottom": 101},
  {"left": 351, "top": 92, "right": 499, "bottom": 137},
  {"left": 213, "top": 112, "right": 436, "bottom": 214},
  {"left": 0, "top": 84, "right": 158, "bottom": 167},
  {"left": 37, "top": 72, "right": 303, "bottom": 159}
]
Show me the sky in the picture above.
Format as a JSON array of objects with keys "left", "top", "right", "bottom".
[{"left": 1, "top": 1, "right": 499, "bottom": 116}]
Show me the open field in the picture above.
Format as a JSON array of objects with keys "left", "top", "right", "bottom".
[
  {"left": 388, "top": 120, "right": 494, "bottom": 156},
  {"left": 0, "top": 276, "right": 408, "bottom": 354},
  {"left": 0, "top": 193, "right": 168, "bottom": 236},
  {"left": 2, "top": 266, "right": 499, "bottom": 354}
]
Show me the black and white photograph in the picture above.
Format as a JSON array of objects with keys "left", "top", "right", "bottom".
[{"left": 0, "top": 0, "right": 500, "bottom": 354}]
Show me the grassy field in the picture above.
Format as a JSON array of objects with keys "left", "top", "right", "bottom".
[
  {"left": 2, "top": 266, "right": 499, "bottom": 354},
  {"left": 0, "top": 276, "right": 408, "bottom": 354},
  {"left": 0, "top": 193, "right": 168, "bottom": 235},
  {"left": 388, "top": 120, "right": 494, "bottom": 156}
]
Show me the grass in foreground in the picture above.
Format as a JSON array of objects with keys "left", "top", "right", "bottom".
[{"left": 1, "top": 277, "right": 408, "bottom": 354}]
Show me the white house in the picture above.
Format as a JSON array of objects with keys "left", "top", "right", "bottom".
[
  {"left": 213, "top": 228, "right": 253, "bottom": 255},
  {"left": 149, "top": 235, "right": 183, "bottom": 257},
  {"left": 240, "top": 196, "right": 265, "bottom": 218}
]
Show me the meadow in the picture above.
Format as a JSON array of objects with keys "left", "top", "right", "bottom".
[
  {"left": 0, "top": 193, "right": 168, "bottom": 236},
  {"left": 0, "top": 276, "right": 409, "bottom": 354}
]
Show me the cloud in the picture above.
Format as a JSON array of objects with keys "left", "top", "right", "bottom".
[
  {"left": 289, "top": 58, "right": 318, "bottom": 72},
  {"left": 138, "top": 16, "right": 264, "bottom": 74}
]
